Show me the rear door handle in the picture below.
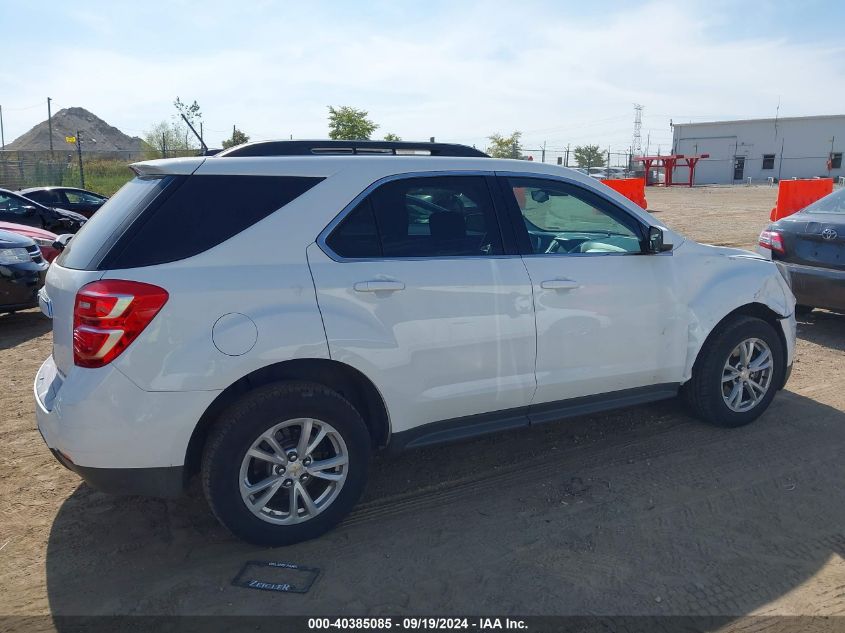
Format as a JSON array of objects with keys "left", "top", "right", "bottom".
[
  {"left": 540, "top": 278, "right": 580, "bottom": 291},
  {"left": 353, "top": 280, "right": 406, "bottom": 293}
]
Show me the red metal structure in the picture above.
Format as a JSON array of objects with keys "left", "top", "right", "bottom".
[{"left": 637, "top": 154, "right": 710, "bottom": 187}]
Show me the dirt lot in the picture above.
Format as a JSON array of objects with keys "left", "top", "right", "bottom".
[{"left": 1, "top": 185, "right": 844, "bottom": 628}]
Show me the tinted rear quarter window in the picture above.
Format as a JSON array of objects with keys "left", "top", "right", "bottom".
[
  {"left": 326, "top": 199, "right": 382, "bottom": 258},
  {"left": 58, "top": 176, "right": 173, "bottom": 270},
  {"left": 102, "top": 175, "right": 323, "bottom": 269}
]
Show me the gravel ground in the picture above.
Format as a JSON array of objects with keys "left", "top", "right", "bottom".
[{"left": 1, "top": 185, "right": 843, "bottom": 630}]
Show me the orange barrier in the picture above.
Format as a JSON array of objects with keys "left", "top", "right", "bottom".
[
  {"left": 513, "top": 186, "right": 526, "bottom": 209},
  {"left": 600, "top": 177, "right": 648, "bottom": 209},
  {"left": 770, "top": 178, "right": 833, "bottom": 221}
]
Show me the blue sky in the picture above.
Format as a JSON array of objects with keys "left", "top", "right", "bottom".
[{"left": 1, "top": 0, "right": 844, "bottom": 156}]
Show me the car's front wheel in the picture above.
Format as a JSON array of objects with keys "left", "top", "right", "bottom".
[
  {"left": 684, "top": 315, "right": 785, "bottom": 427},
  {"left": 202, "top": 382, "right": 371, "bottom": 546}
]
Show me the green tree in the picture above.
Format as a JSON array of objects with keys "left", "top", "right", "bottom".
[
  {"left": 222, "top": 126, "right": 250, "bottom": 149},
  {"left": 327, "top": 106, "right": 378, "bottom": 140},
  {"left": 173, "top": 97, "right": 202, "bottom": 126},
  {"left": 173, "top": 97, "right": 203, "bottom": 148},
  {"left": 573, "top": 144, "right": 606, "bottom": 168},
  {"left": 486, "top": 131, "right": 522, "bottom": 158},
  {"left": 383, "top": 132, "right": 401, "bottom": 141},
  {"left": 142, "top": 120, "right": 193, "bottom": 158}
]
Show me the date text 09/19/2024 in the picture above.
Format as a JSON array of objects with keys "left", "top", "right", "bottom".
[{"left": 307, "top": 618, "right": 528, "bottom": 630}]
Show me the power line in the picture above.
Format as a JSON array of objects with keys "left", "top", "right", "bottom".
[{"left": 1, "top": 101, "right": 44, "bottom": 111}]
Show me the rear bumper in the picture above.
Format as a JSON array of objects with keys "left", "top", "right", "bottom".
[
  {"left": 47, "top": 447, "right": 184, "bottom": 498},
  {"left": 34, "top": 355, "right": 220, "bottom": 497},
  {"left": 778, "top": 261, "right": 845, "bottom": 311}
]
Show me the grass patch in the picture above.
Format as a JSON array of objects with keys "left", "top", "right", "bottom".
[{"left": 62, "top": 159, "right": 134, "bottom": 196}]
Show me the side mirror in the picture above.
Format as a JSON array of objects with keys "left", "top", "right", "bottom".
[
  {"left": 53, "top": 234, "right": 73, "bottom": 252},
  {"left": 22, "top": 205, "right": 37, "bottom": 215},
  {"left": 530, "top": 189, "right": 550, "bottom": 203},
  {"left": 646, "top": 226, "right": 672, "bottom": 253}
]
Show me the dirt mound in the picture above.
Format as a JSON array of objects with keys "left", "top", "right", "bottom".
[{"left": 5, "top": 107, "right": 145, "bottom": 153}]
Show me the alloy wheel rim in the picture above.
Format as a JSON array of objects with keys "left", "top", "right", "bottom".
[
  {"left": 721, "top": 338, "right": 774, "bottom": 413},
  {"left": 239, "top": 418, "right": 348, "bottom": 525}
]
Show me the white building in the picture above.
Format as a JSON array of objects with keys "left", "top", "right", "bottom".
[{"left": 671, "top": 114, "right": 845, "bottom": 185}]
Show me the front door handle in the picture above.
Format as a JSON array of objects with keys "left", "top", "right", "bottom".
[
  {"left": 353, "top": 280, "right": 406, "bottom": 293},
  {"left": 540, "top": 278, "right": 580, "bottom": 291}
]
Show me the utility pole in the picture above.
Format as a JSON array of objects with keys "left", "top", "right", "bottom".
[
  {"left": 541, "top": 141, "right": 546, "bottom": 163},
  {"left": 0, "top": 104, "right": 4, "bottom": 149},
  {"left": 606, "top": 148, "right": 611, "bottom": 178},
  {"left": 179, "top": 113, "right": 207, "bottom": 154},
  {"left": 830, "top": 136, "right": 836, "bottom": 177},
  {"left": 778, "top": 138, "right": 785, "bottom": 181},
  {"left": 47, "top": 97, "right": 54, "bottom": 154},
  {"left": 564, "top": 143, "right": 570, "bottom": 167},
  {"left": 76, "top": 130, "right": 85, "bottom": 189}
]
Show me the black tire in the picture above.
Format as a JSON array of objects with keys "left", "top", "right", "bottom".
[
  {"left": 795, "top": 305, "right": 814, "bottom": 316},
  {"left": 201, "top": 381, "right": 371, "bottom": 546},
  {"left": 683, "top": 315, "right": 785, "bottom": 428}
]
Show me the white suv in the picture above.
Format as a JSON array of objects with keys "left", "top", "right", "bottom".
[{"left": 34, "top": 140, "right": 796, "bottom": 545}]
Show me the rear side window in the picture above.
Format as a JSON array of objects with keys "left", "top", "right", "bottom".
[
  {"left": 58, "top": 177, "right": 173, "bottom": 270},
  {"left": 326, "top": 199, "right": 382, "bottom": 258},
  {"left": 103, "top": 175, "right": 323, "bottom": 269},
  {"left": 22, "top": 191, "right": 50, "bottom": 205},
  {"left": 325, "top": 175, "right": 503, "bottom": 258}
]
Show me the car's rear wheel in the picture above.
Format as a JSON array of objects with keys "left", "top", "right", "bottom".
[
  {"left": 202, "top": 381, "right": 370, "bottom": 546},
  {"left": 684, "top": 315, "right": 784, "bottom": 427}
]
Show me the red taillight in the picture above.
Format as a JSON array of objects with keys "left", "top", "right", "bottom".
[
  {"left": 73, "top": 280, "right": 168, "bottom": 368},
  {"left": 758, "top": 229, "right": 785, "bottom": 254}
]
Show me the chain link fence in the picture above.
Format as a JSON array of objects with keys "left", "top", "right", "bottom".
[
  {"left": 0, "top": 148, "right": 200, "bottom": 196},
  {"left": 4, "top": 146, "right": 841, "bottom": 195},
  {"left": 520, "top": 148, "right": 844, "bottom": 185},
  {"left": 671, "top": 155, "right": 844, "bottom": 185}
]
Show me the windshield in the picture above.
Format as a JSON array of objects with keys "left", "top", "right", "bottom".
[{"left": 801, "top": 187, "right": 845, "bottom": 214}]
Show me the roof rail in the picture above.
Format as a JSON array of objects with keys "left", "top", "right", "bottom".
[{"left": 215, "top": 140, "right": 489, "bottom": 158}]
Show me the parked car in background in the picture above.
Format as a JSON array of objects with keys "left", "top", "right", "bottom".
[
  {"left": 0, "top": 222, "right": 60, "bottom": 262},
  {"left": 0, "top": 229, "right": 49, "bottom": 313},
  {"left": 588, "top": 166, "right": 628, "bottom": 180},
  {"left": 19, "top": 187, "right": 108, "bottom": 219},
  {"left": 35, "top": 140, "right": 795, "bottom": 546},
  {"left": 0, "top": 189, "right": 86, "bottom": 234},
  {"left": 758, "top": 187, "right": 845, "bottom": 314}
]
